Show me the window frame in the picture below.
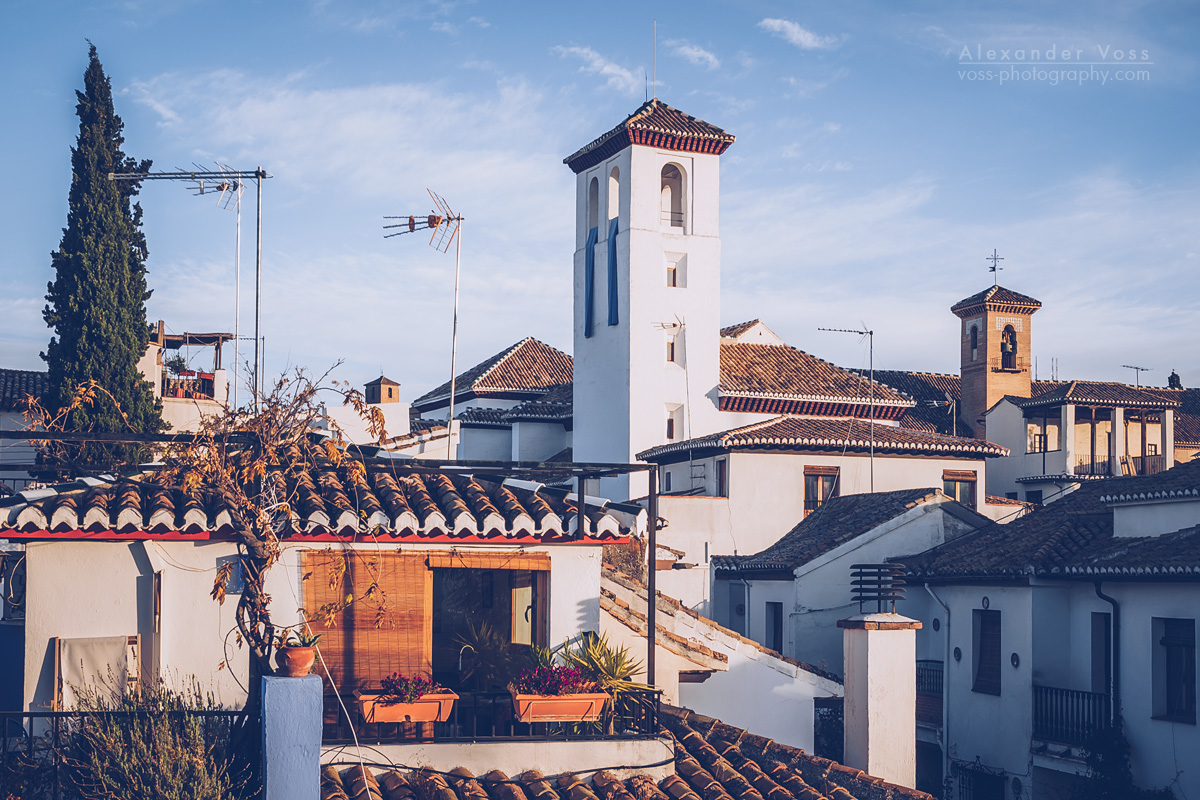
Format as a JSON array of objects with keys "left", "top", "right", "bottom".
[
  {"left": 803, "top": 466, "right": 840, "bottom": 515},
  {"left": 972, "top": 608, "right": 1002, "bottom": 696},
  {"left": 1153, "top": 617, "right": 1196, "bottom": 724}
]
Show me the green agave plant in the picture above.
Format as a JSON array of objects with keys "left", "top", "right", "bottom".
[{"left": 554, "top": 633, "right": 656, "bottom": 733}]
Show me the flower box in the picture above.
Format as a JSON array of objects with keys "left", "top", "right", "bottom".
[
  {"left": 510, "top": 690, "right": 608, "bottom": 723},
  {"left": 358, "top": 690, "right": 458, "bottom": 723}
]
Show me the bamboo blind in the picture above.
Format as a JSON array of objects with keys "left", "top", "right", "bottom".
[
  {"left": 425, "top": 551, "right": 550, "bottom": 571},
  {"left": 302, "top": 551, "right": 432, "bottom": 691}
]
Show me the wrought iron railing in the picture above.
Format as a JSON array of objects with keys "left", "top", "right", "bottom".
[
  {"left": 322, "top": 688, "right": 661, "bottom": 745},
  {"left": 1074, "top": 455, "right": 1112, "bottom": 476},
  {"left": 916, "top": 660, "right": 943, "bottom": 725},
  {"left": 990, "top": 355, "right": 1029, "bottom": 373},
  {"left": 1032, "top": 685, "right": 1110, "bottom": 745}
]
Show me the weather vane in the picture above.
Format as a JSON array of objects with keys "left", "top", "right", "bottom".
[{"left": 987, "top": 248, "right": 1004, "bottom": 285}]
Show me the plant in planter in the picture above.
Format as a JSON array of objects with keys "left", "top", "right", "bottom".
[
  {"left": 358, "top": 673, "right": 458, "bottom": 723},
  {"left": 274, "top": 631, "right": 322, "bottom": 677},
  {"left": 509, "top": 663, "right": 608, "bottom": 723}
]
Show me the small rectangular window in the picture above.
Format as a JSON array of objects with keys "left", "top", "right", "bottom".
[
  {"left": 766, "top": 602, "right": 784, "bottom": 653},
  {"left": 666, "top": 417, "right": 675, "bottom": 440},
  {"left": 663, "top": 470, "right": 672, "bottom": 493},
  {"left": 666, "top": 266, "right": 677, "bottom": 287},
  {"left": 973, "top": 609, "right": 1002, "bottom": 696},
  {"left": 1154, "top": 618, "right": 1196, "bottom": 724},
  {"left": 804, "top": 466, "right": 840, "bottom": 515},
  {"left": 1025, "top": 490, "right": 1043, "bottom": 504},
  {"left": 667, "top": 339, "right": 676, "bottom": 363},
  {"left": 942, "top": 470, "right": 977, "bottom": 506},
  {"left": 715, "top": 459, "right": 728, "bottom": 497}
]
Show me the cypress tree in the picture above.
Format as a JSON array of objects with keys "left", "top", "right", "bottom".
[{"left": 42, "top": 43, "right": 163, "bottom": 468}]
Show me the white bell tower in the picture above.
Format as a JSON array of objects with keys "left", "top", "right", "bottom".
[{"left": 564, "top": 100, "right": 735, "bottom": 499}]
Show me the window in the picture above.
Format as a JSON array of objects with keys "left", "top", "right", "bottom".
[
  {"left": 1000, "top": 325, "right": 1018, "bottom": 370},
  {"left": 766, "top": 602, "right": 784, "bottom": 653},
  {"left": 969, "top": 325, "right": 979, "bottom": 362},
  {"left": 943, "top": 470, "right": 977, "bottom": 506},
  {"left": 660, "top": 165, "right": 684, "bottom": 228},
  {"left": 662, "top": 469, "right": 672, "bottom": 493},
  {"left": 587, "top": 176, "right": 599, "bottom": 230},
  {"left": 608, "top": 166, "right": 620, "bottom": 221},
  {"left": 666, "top": 417, "right": 675, "bottom": 440},
  {"left": 1153, "top": 618, "right": 1196, "bottom": 723},
  {"left": 666, "top": 338, "right": 676, "bottom": 363},
  {"left": 804, "top": 466, "right": 839, "bottom": 515},
  {"left": 1026, "top": 410, "right": 1061, "bottom": 453},
  {"left": 387, "top": 387, "right": 393, "bottom": 399},
  {"left": 973, "top": 609, "right": 1002, "bottom": 695},
  {"left": 1025, "top": 490, "right": 1043, "bottom": 504},
  {"left": 666, "top": 265, "right": 677, "bottom": 287},
  {"left": 715, "top": 459, "right": 728, "bottom": 497},
  {"left": 1005, "top": 492, "right": 1018, "bottom": 500}
]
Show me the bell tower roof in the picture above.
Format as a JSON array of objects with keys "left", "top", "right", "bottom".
[
  {"left": 951, "top": 285, "right": 1042, "bottom": 317},
  {"left": 563, "top": 98, "right": 736, "bottom": 174}
]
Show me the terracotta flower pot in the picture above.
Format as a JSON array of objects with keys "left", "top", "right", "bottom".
[
  {"left": 274, "top": 646, "right": 317, "bottom": 677},
  {"left": 510, "top": 689, "right": 609, "bottom": 723},
  {"left": 358, "top": 691, "right": 459, "bottom": 723}
]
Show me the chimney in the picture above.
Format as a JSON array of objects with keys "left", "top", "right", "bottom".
[{"left": 837, "top": 564, "right": 920, "bottom": 789}]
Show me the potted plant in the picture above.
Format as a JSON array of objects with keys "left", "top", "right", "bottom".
[
  {"left": 358, "top": 673, "right": 458, "bottom": 723},
  {"left": 509, "top": 663, "right": 608, "bottom": 723},
  {"left": 274, "top": 631, "right": 322, "bottom": 677}
]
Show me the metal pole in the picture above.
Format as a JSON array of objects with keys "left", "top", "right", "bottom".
[
  {"left": 254, "top": 167, "right": 264, "bottom": 411},
  {"left": 233, "top": 187, "right": 241, "bottom": 410},
  {"left": 868, "top": 330, "right": 874, "bottom": 493},
  {"left": 446, "top": 222, "right": 462, "bottom": 460},
  {"left": 647, "top": 467, "right": 658, "bottom": 687}
]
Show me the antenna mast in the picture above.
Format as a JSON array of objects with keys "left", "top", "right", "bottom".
[
  {"left": 385, "top": 191, "right": 465, "bottom": 459},
  {"left": 1121, "top": 364, "right": 1151, "bottom": 387},
  {"left": 819, "top": 326, "right": 875, "bottom": 492}
]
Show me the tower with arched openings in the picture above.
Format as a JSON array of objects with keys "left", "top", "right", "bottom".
[
  {"left": 564, "top": 100, "right": 735, "bottom": 498},
  {"left": 951, "top": 285, "right": 1042, "bottom": 438}
]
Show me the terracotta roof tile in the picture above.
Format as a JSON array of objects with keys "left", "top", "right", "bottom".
[
  {"left": 0, "top": 368, "right": 46, "bottom": 413},
  {"left": 869, "top": 371, "right": 969, "bottom": 436},
  {"left": 1012, "top": 380, "right": 1179, "bottom": 409},
  {"left": 905, "top": 458, "right": 1200, "bottom": 578},
  {"left": 0, "top": 468, "right": 630, "bottom": 542},
  {"left": 565, "top": 99, "right": 735, "bottom": 174},
  {"left": 413, "top": 339, "right": 572, "bottom": 410},
  {"left": 719, "top": 344, "right": 912, "bottom": 418},
  {"left": 720, "top": 320, "right": 761, "bottom": 339},
  {"left": 950, "top": 285, "right": 1042, "bottom": 315},
  {"left": 638, "top": 416, "right": 1008, "bottom": 461},
  {"left": 713, "top": 489, "right": 967, "bottom": 574}
]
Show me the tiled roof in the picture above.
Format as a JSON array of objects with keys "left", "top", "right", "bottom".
[
  {"left": 1012, "top": 380, "right": 1180, "bottom": 410},
  {"left": 905, "top": 459, "right": 1200, "bottom": 579},
  {"left": 662, "top": 706, "right": 934, "bottom": 800},
  {"left": 719, "top": 343, "right": 913, "bottom": 418},
  {"left": 870, "top": 371, "right": 971, "bottom": 437},
  {"left": 503, "top": 382, "right": 573, "bottom": 424},
  {"left": 413, "top": 339, "right": 572, "bottom": 411},
  {"left": 564, "top": 99, "right": 736, "bottom": 174},
  {"left": 317, "top": 706, "right": 931, "bottom": 800},
  {"left": 0, "top": 368, "right": 46, "bottom": 413},
  {"left": 985, "top": 494, "right": 1029, "bottom": 507},
  {"left": 638, "top": 416, "right": 1009, "bottom": 462},
  {"left": 712, "top": 489, "right": 950, "bottom": 575},
  {"left": 720, "top": 320, "right": 761, "bottom": 338},
  {"left": 457, "top": 407, "right": 513, "bottom": 428},
  {"left": 950, "top": 285, "right": 1042, "bottom": 315},
  {"left": 1148, "top": 387, "right": 1200, "bottom": 446},
  {"left": 0, "top": 467, "right": 636, "bottom": 542}
]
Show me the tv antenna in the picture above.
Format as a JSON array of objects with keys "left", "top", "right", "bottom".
[
  {"left": 925, "top": 393, "right": 958, "bottom": 437},
  {"left": 384, "top": 190, "right": 464, "bottom": 459},
  {"left": 986, "top": 248, "right": 1003, "bottom": 285},
  {"left": 818, "top": 325, "right": 875, "bottom": 492},
  {"left": 110, "top": 164, "right": 271, "bottom": 411},
  {"left": 1121, "top": 364, "right": 1151, "bottom": 387}
]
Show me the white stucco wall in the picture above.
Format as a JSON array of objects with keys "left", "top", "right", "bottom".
[
  {"left": 1113, "top": 497, "right": 1200, "bottom": 538},
  {"left": 456, "top": 425, "right": 513, "bottom": 462},
  {"left": 842, "top": 619, "right": 918, "bottom": 789},
  {"left": 322, "top": 401, "right": 411, "bottom": 444},
  {"left": 511, "top": 420, "right": 570, "bottom": 462}
]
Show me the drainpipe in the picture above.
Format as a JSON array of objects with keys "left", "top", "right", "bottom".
[
  {"left": 1095, "top": 582, "right": 1121, "bottom": 724},
  {"left": 736, "top": 577, "right": 751, "bottom": 639},
  {"left": 925, "top": 583, "right": 951, "bottom": 786}
]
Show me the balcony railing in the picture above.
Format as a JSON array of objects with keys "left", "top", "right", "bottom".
[
  {"left": 161, "top": 371, "right": 217, "bottom": 401},
  {"left": 990, "top": 355, "right": 1029, "bottom": 373},
  {"left": 1124, "top": 455, "right": 1166, "bottom": 476},
  {"left": 916, "top": 660, "right": 943, "bottom": 725},
  {"left": 1032, "top": 685, "right": 1110, "bottom": 746},
  {"left": 323, "top": 689, "right": 661, "bottom": 744},
  {"left": 1074, "top": 455, "right": 1112, "bottom": 476}
]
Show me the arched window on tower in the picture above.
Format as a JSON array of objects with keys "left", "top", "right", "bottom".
[
  {"left": 587, "top": 177, "right": 599, "bottom": 231},
  {"left": 660, "top": 165, "right": 684, "bottom": 228},
  {"left": 608, "top": 167, "right": 620, "bottom": 221},
  {"left": 970, "top": 326, "right": 979, "bottom": 362},
  {"left": 1001, "top": 325, "right": 1018, "bottom": 370}
]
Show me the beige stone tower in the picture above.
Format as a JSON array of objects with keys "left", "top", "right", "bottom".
[{"left": 951, "top": 286, "right": 1041, "bottom": 438}]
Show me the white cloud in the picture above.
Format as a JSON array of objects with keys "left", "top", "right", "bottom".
[
  {"left": 431, "top": 21, "right": 457, "bottom": 34},
  {"left": 665, "top": 39, "right": 720, "bottom": 70},
  {"left": 467, "top": 16, "right": 489, "bottom": 28},
  {"left": 551, "top": 46, "right": 642, "bottom": 95},
  {"left": 758, "top": 18, "right": 840, "bottom": 50}
]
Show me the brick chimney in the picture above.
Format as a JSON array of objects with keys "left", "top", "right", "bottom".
[{"left": 837, "top": 564, "right": 920, "bottom": 789}]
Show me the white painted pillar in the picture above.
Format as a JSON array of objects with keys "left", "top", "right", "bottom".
[
  {"left": 838, "top": 613, "right": 921, "bottom": 789},
  {"left": 1111, "top": 407, "right": 1125, "bottom": 476},
  {"left": 1163, "top": 409, "right": 1175, "bottom": 469},
  {"left": 1061, "top": 404, "right": 1076, "bottom": 475}
]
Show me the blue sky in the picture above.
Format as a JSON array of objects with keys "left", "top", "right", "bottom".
[{"left": 1, "top": 0, "right": 1197, "bottom": 399}]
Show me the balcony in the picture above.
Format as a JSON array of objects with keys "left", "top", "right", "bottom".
[
  {"left": 1073, "top": 455, "right": 1112, "bottom": 477},
  {"left": 322, "top": 688, "right": 661, "bottom": 745},
  {"left": 990, "top": 355, "right": 1029, "bottom": 373},
  {"left": 161, "top": 370, "right": 219, "bottom": 401},
  {"left": 1032, "top": 685, "right": 1110, "bottom": 746},
  {"left": 1123, "top": 454, "right": 1166, "bottom": 476},
  {"left": 916, "top": 660, "right": 943, "bottom": 726}
]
